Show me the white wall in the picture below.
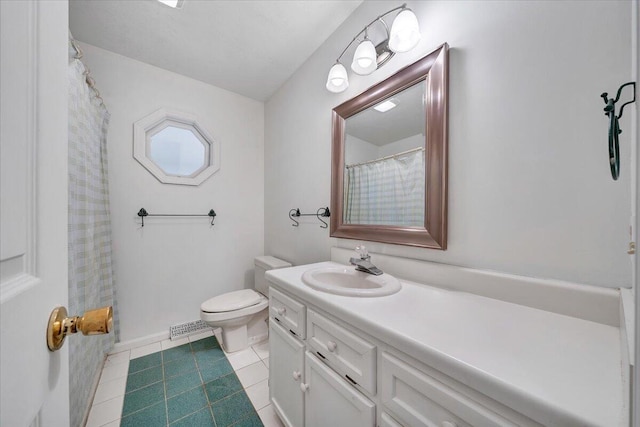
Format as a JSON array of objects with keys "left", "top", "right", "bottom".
[
  {"left": 265, "top": 0, "right": 632, "bottom": 288},
  {"left": 80, "top": 44, "right": 265, "bottom": 342}
]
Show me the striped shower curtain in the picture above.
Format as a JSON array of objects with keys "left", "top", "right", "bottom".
[
  {"left": 344, "top": 149, "right": 425, "bottom": 226},
  {"left": 68, "top": 47, "right": 118, "bottom": 427}
]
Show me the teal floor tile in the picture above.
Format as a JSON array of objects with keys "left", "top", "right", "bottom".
[
  {"left": 162, "top": 343, "right": 193, "bottom": 363},
  {"left": 129, "top": 352, "right": 162, "bottom": 374},
  {"left": 194, "top": 347, "right": 226, "bottom": 366},
  {"left": 120, "top": 338, "right": 263, "bottom": 427},
  {"left": 204, "top": 372, "right": 243, "bottom": 404},
  {"left": 165, "top": 370, "right": 202, "bottom": 398},
  {"left": 164, "top": 354, "right": 197, "bottom": 379},
  {"left": 231, "top": 412, "right": 263, "bottom": 427},
  {"left": 211, "top": 391, "right": 256, "bottom": 427},
  {"left": 120, "top": 400, "right": 167, "bottom": 427},
  {"left": 200, "top": 357, "right": 234, "bottom": 383},
  {"left": 167, "top": 386, "right": 209, "bottom": 423},
  {"left": 191, "top": 337, "right": 220, "bottom": 351},
  {"left": 122, "top": 381, "right": 165, "bottom": 417},
  {"left": 170, "top": 407, "right": 215, "bottom": 427},
  {"left": 190, "top": 336, "right": 220, "bottom": 352},
  {"left": 126, "top": 365, "right": 163, "bottom": 393}
]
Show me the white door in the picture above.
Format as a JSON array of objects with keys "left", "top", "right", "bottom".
[
  {"left": 304, "top": 352, "right": 375, "bottom": 427},
  {"left": 1, "top": 1, "right": 70, "bottom": 426},
  {"left": 269, "top": 321, "right": 305, "bottom": 427}
]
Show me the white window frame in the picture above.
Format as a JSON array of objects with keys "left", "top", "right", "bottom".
[{"left": 133, "top": 108, "right": 220, "bottom": 186}]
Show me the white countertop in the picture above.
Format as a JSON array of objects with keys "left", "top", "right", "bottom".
[{"left": 266, "top": 261, "right": 624, "bottom": 427}]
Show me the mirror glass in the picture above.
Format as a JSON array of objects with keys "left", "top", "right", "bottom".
[
  {"left": 343, "top": 81, "right": 425, "bottom": 226},
  {"left": 330, "top": 44, "right": 448, "bottom": 249},
  {"left": 148, "top": 125, "right": 207, "bottom": 177}
]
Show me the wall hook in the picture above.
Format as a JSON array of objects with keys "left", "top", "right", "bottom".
[
  {"left": 601, "top": 81, "right": 636, "bottom": 180},
  {"left": 289, "top": 208, "right": 301, "bottom": 227},
  {"left": 316, "top": 207, "right": 331, "bottom": 229},
  {"left": 208, "top": 209, "right": 217, "bottom": 226}
]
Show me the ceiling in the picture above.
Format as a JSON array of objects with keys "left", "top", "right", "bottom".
[
  {"left": 69, "top": 0, "right": 362, "bottom": 101},
  {"left": 346, "top": 80, "right": 425, "bottom": 146}
]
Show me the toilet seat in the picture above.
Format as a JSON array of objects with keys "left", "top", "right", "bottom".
[
  {"left": 201, "top": 289, "right": 263, "bottom": 313},
  {"left": 200, "top": 296, "right": 268, "bottom": 323}
]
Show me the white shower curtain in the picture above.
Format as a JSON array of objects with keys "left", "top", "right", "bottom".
[
  {"left": 68, "top": 45, "right": 118, "bottom": 427},
  {"left": 344, "top": 149, "right": 425, "bottom": 226}
]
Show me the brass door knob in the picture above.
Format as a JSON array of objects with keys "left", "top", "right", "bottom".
[{"left": 47, "top": 306, "right": 113, "bottom": 351}]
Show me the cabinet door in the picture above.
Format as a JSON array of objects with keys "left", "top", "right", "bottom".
[
  {"left": 270, "top": 321, "right": 305, "bottom": 427},
  {"left": 303, "top": 352, "right": 375, "bottom": 427}
]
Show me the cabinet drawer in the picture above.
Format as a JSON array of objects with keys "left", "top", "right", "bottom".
[
  {"left": 381, "top": 352, "right": 517, "bottom": 427},
  {"left": 306, "top": 309, "right": 376, "bottom": 394},
  {"left": 270, "top": 287, "right": 306, "bottom": 339}
]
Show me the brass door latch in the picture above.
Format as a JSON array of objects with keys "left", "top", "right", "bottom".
[{"left": 47, "top": 306, "right": 113, "bottom": 351}]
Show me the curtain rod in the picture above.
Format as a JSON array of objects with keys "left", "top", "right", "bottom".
[{"left": 345, "top": 146, "right": 424, "bottom": 169}]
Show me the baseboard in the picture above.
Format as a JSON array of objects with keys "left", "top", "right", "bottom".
[{"left": 110, "top": 330, "right": 169, "bottom": 354}]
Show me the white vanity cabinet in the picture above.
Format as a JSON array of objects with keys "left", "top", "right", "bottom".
[
  {"left": 266, "top": 261, "right": 625, "bottom": 427},
  {"left": 269, "top": 288, "right": 376, "bottom": 427},
  {"left": 268, "top": 283, "right": 544, "bottom": 427}
]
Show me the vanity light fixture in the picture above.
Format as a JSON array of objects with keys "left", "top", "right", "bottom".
[
  {"left": 326, "top": 4, "right": 421, "bottom": 93},
  {"left": 157, "top": 0, "right": 184, "bottom": 9},
  {"left": 373, "top": 100, "right": 397, "bottom": 112}
]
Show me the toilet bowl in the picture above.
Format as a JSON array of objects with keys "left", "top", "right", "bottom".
[{"left": 200, "top": 256, "right": 291, "bottom": 353}]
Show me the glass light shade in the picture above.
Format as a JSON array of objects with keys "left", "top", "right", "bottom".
[
  {"left": 326, "top": 63, "right": 349, "bottom": 93},
  {"left": 351, "top": 39, "right": 377, "bottom": 75},
  {"left": 389, "top": 9, "right": 421, "bottom": 53}
]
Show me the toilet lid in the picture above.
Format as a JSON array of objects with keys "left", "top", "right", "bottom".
[{"left": 201, "top": 289, "right": 264, "bottom": 313}]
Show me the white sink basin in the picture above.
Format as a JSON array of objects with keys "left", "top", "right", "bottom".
[{"left": 301, "top": 267, "right": 401, "bottom": 297}]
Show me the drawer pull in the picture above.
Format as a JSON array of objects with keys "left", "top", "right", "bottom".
[
  {"left": 292, "top": 370, "right": 301, "bottom": 381},
  {"left": 300, "top": 383, "right": 309, "bottom": 393},
  {"left": 316, "top": 351, "right": 326, "bottom": 359},
  {"left": 345, "top": 374, "right": 357, "bottom": 385},
  {"left": 442, "top": 422, "right": 457, "bottom": 427},
  {"left": 276, "top": 307, "right": 286, "bottom": 316},
  {"left": 327, "top": 341, "right": 337, "bottom": 352}
]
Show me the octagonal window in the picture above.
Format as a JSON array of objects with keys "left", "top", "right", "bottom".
[{"left": 133, "top": 109, "right": 220, "bottom": 186}]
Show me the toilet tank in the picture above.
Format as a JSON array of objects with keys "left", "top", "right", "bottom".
[{"left": 254, "top": 256, "right": 291, "bottom": 296}]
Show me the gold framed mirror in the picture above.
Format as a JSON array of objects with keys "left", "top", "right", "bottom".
[{"left": 330, "top": 43, "right": 448, "bottom": 249}]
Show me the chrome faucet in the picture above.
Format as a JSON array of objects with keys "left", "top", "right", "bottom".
[{"left": 349, "top": 245, "right": 383, "bottom": 276}]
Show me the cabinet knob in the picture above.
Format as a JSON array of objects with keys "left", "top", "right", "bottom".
[
  {"left": 442, "top": 422, "right": 457, "bottom": 427},
  {"left": 276, "top": 307, "right": 286, "bottom": 316},
  {"left": 327, "top": 341, "right": 337, "bottom": 352},
  {"left": 300, "top": 383, "right": 309, "bottom": 393},
  {"left": 292, "top": 370, "right": 301, "bottom": 381}
]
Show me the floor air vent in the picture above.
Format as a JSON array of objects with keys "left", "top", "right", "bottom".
[{"left": 169, "top": 320, "right": 211, "bottom": 340}]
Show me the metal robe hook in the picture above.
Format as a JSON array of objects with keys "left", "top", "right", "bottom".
[
  {"left": 289, "top": 208, "right": 301, "bottom": 227},
  {"left": 208, "top": 209, "right": 217, "bottom": 226},
  {"left": 601, "top": 81, "right": 636, "bottom": 180},
  {"left": 316, "top": 207, "right": 331, "bottom": 229}
]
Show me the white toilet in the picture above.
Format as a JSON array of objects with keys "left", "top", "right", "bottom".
[{"left": 200, "top": 256, "right": 291, "bottom": 353}]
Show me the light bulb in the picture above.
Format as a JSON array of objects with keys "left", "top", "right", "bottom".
[
  {"left": 326, "top": 63, "right": 349, "bottom": 93},
  {"left": 389, "top": 8, "right": 421, "bottom": 53},
  {"left": 351, "top": 39, "right": 377, "bottom": 75}
]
